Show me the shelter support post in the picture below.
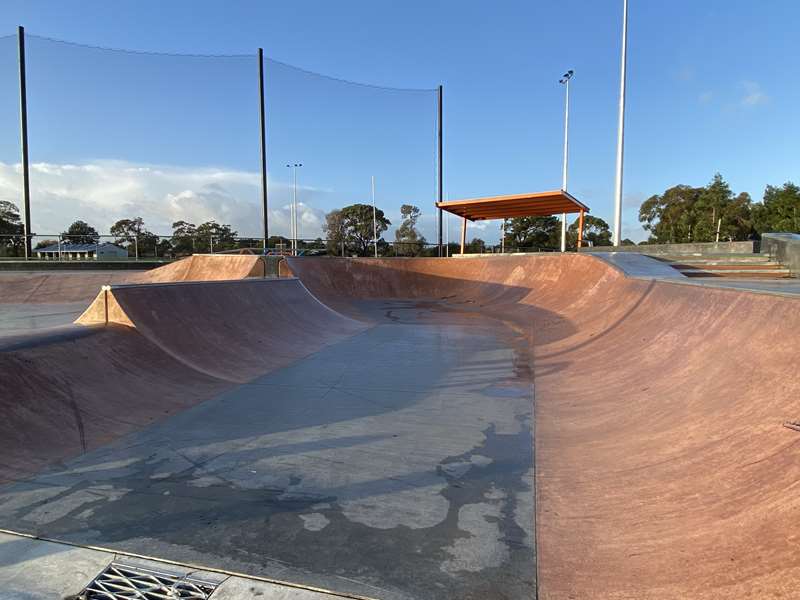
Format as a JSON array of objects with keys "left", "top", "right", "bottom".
[
  {"left": 460, "top": 216, "right": 467, "bottom": 255},
  {"left": 577, "top": 209, "right": 585, "bottom": 248}
]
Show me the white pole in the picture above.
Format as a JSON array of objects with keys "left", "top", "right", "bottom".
[
  {"left": 292, "top": 166, "right": 297, "bottom": 255},
  {"left": 561, "top": 76, "right": 570, "bottom": 252},
  {"left": 613, "top": 0, "right": 628, "bottom": 247},
  {"left": 371, "top": 175, "right": 378, "bottom": 258}
]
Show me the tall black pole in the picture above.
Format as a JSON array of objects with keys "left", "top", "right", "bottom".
[
  {"left": 437, "top": 84, "right": 443, "bottom": 256},
  {"left": 18, "top": 26, "right": 32, "bottom": 260},
  {"left": 258, "top": 48, "right": 269, "bottom": 251}
]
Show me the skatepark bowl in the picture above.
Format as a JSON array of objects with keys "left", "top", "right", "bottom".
[{"left": 0, "top": 252, "right": 798, "bottom": 599}]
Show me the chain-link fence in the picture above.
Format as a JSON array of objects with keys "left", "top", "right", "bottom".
[{"left": 0, "top": 29, "right": 442, "bottom": 261}]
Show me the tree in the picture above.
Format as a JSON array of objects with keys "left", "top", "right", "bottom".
[
  {"left": 638, "top": 174, "right": 754, "bottom": 243},
  {"left": 0, "top": 201, "right": 24, "bottom": 256},
  {"left": 110, "top": 217, "right": 160, "bottom": 256},
  {"left": 465, "top": 237, "right": 486, "bottom": 253},
  {"left": 639, "top": 184, "right": 703, "bottom": 243},
  {"left": 328, "top": 204, "right": 391, "bottom": 256},
  {"left": 171, "top": 220, "right": 197, "bottom": 255},
  {"left": 395, "top": 204, "right": 426, "bottom": 256},
  {"left": 196, "top": 220, "right": 237, "bottom": 252},
  {"left": 62, "top": 220, "right": 99, "bottom": 245},
  {"left": 323, "top": 209, "right": 347, "bottom": 256},
  {"left": 569, "top": 215, "right": 612, "bottom": 248},
  {"left": 504, "top": 216, "right": 560, "bottom": 250},
  {"left": 621, "top": 238, "right": 636, "bottom": 246},
  {"left": 753, "top": 182, "right": 800, "bottom": 234}
]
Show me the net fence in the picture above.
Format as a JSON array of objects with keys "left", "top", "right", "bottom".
[{"left": 0, "top": 32, "right": 439, "bottom": 259}]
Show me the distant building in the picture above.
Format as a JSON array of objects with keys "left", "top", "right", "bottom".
[{"left": 35, "top": 242, "right": 128, "bottom": 261}]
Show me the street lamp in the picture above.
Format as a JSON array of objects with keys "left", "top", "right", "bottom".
[
  {"left": 286, "top": 163, "right": 302, "bottom": 254},
  {"left": 559, "top": 69, "right": 574, "bottom": 253}
]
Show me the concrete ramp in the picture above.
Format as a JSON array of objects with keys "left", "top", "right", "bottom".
[
  {"left": 76, "top": 278, "right": 365, "bottom": 382},
  {"left": 0, "top": 254, "right": 267, "bottom": 305},
  {"left": 133, "top": 254, "right": 267, "bottom": 283},
  {"left": 285, "top": 254, "right": 800, "bottom": 599},
  {"left": 0, "top": 278, "right": 365, "bottom": 483}
]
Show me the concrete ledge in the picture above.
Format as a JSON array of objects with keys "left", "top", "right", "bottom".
[
  {"left": 0, "top": 260, "right": 165, "bottom": 271},
  {"left": 761, "top": 233, "right": 800, "bottom": 276},
  {"left": 579, "top": 241, "right": 756, "bottom": 256}
]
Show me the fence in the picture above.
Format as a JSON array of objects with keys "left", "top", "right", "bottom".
[
  {"left": 0, "top": 231, "right": 561, "bottom": 261},
  {"left": 0, "top": 29, "right": 442, "bottom": 260}
]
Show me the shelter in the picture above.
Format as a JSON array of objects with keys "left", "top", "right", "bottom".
[{"left": 436, "top": 190, "right": 589, "bottom": 254}]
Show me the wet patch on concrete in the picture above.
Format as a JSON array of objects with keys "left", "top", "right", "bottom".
[{"left": 0, "top": 302, "right": 535, "bottom": 599}]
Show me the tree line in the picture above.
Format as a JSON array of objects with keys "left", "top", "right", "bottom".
[
  {"left": 0, "top": 203, "right": 240, "bottom": 258},
  {"left": 639, "top": 174, "right": 799, "bottom": 244}
]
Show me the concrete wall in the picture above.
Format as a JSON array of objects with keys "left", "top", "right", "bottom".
[
  {"left": 579, "top": 241, "right": 756, "bottom": 256},
  {"left": 761, "top": 233, "right": 800, "bottom": 276}
]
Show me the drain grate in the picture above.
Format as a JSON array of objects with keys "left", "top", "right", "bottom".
[{"left": 78, "top": 562, "right": 218, "bottom": 600}]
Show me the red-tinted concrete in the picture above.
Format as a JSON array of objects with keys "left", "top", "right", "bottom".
[{"left": 287, "top": 255, "right": 800, "bottom": 599}]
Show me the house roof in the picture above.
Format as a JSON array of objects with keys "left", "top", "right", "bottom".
[{"left": 436, "top": 190, "right": 589, "bottom": 222}]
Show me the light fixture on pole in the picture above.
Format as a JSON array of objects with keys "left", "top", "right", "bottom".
[
  {"left": 613, "top": 0, "right": 628, "bottom": 246},
  {"left": 286, "top": 163, "right": 302, "bottom": 255},
  {"left": 559, "top": 69, "right": 574, "bottom": 253}
]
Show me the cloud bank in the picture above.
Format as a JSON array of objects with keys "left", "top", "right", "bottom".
[{"left": 0, "top": 160, "right": 327, "bottom": 239}]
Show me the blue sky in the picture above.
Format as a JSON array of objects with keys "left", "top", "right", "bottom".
[{"left": 0, "top": 0, "right": 797, "bottom": 243}]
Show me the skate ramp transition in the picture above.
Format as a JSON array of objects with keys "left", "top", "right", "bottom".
[
  {"left": 286, "top": 254, "right": 800, "bottom": 599},
  {"left": 0, "top": 272, "right": 365, "bottom": 484},
  {"left": 0, "top": 252, "right": 797, "bottom": 598},
  {"left": 0, "top": 253, "right": 266, "bottom": 304}
]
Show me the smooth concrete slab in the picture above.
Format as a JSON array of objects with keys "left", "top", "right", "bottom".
[
  {"left": 0, "top": 302, "right": 88, "bottom": 336},
  {"left": 0, "top": 532, "right": 345, "bottom": 599},
  {"left": 0, "top": 300, "right": 535, "bottom": 600}
]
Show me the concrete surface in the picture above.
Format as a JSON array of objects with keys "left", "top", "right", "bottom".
[
  {"left": 1, "top": 252, "right": 799, "bottom": 599},
  {"left": 0, "top": 532, "right": 348, "bottom": 599},
  {"left": 0, "top": 301, "right": 534, "bottom": 599}
]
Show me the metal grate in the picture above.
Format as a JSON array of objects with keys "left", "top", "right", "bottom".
[{"left": 78, "top": 562, "right": 218, "bottom": 600}]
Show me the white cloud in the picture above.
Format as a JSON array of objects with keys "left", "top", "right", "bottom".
[
  {"left": 740, "top": 80, "right": 768, "bottom": 107},
  {"left": 0, "top": 160, "right": 326, "bottom": 240}
]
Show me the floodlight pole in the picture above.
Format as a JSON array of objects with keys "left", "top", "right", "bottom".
[
  {"left": 258, "top": 48, "right": 269, "bottom": 251},
  {"left": 437, "top": 85, "right": 443, "bottom": 256},
  {"left": 286, "top": 163, "right": 302, "bottom": 255},
  {"left": 559, "top": 70, "right": 573, "bottom": 253},
  {"left": 17, "top": 26, "right": 32, "bottom": 260},
  {"left": 371, "top": 175, "right": 378, "bottom": 258},
  {"left": 613, "top": 0, "right": 629, "bottom": 247}
]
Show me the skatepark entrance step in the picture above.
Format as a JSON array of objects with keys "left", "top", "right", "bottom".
[{"left": 78, "top": 562, "right": 218, "bottom": 600}]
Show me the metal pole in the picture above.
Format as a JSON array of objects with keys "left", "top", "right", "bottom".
[
  {"left": 559, "top": 70, "right": 573, "bottom": 253},
  {"left": 292, "top": 166, "right": 297, "bottom": 255},
  {"left": 17, "top": 26, "right": 32, "bottom": 260},
  {"left": 258, "top": 48, "right": 269, "bottom": 252},
  {"left": 134, "top": 235, "right": 138, "bottom": 260},
  {"left": 613, "top": 0, "right": 628, "bottom": 246},
  {"left": 445, "top": 212, "right": 450, "bottom": 257},
  {"left": 561, "top": 77, "right": 569, "bottom": 252},
  {"left": 437, "top": 85, "right": 443, "bottom": 256},
  {"left": 371, "top": 175, "right": 378, "bottom": 258}
]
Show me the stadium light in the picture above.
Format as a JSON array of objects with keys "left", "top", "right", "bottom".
[{"left": 558, "top": 69, "right": 574, "bottom": 253}]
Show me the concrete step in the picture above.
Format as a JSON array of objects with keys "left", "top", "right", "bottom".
[
  {"left": 680, "top": 268, "right": 793, "bottom": 279},
  {"left": 672, "top": 263, "right": 785, "bottom": 271},
  {"left": 655, "top": 255, "right": 771, "bottom": 264}
]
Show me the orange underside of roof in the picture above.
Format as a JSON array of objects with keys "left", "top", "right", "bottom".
[{"left": 435, "top": 190, "right": 589, "bottom": 221}]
